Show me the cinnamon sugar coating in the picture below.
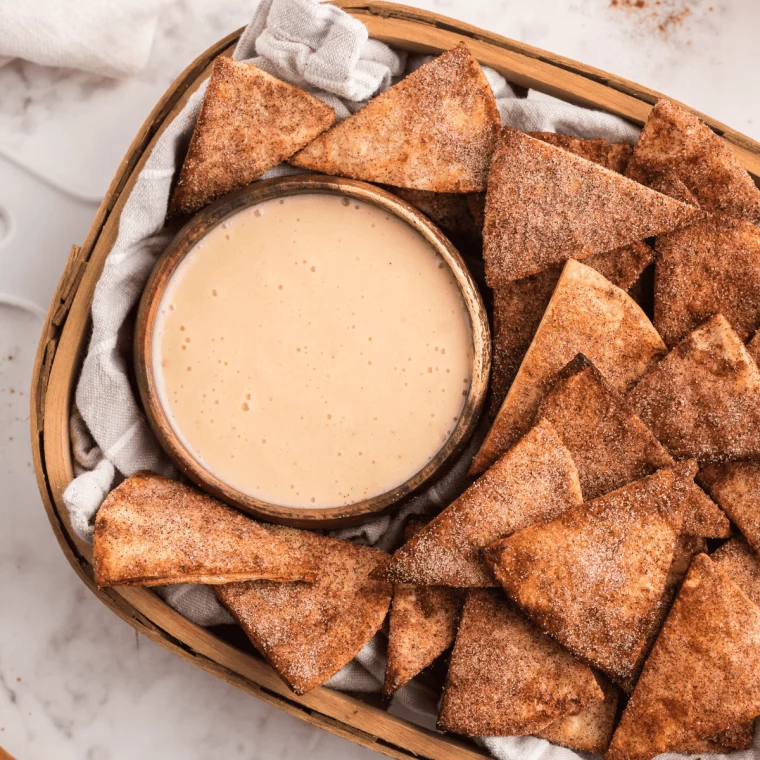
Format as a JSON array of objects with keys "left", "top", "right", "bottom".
[
  {"left": 472, "top": 260, "right": 665, "bottom": 475},
  {"left": 537, "top": 356, "right": 729, "bottom": 538},
  {"left": 92, "top": 472, "right": 316, "bottom": 587},
  {"left": 654, "top": 214, "right": 760, "bottom": 346},
  {"left": 387, "top": 419, "right": 582, "bottom": 587},
  {"left": 482, "top": 127, "right": 700, "bottom": 285},
  {"left": 438, "top": 590, "right": 604, "bottom": 737},
  {"left": 290, "top": 43, "right": 500, "bottom": 192},
  {"left": 607, "top": 555, "right": 760, "bottom": 760},
  {"left": 484, "top": 467, "right": 686, "bottom": 686},
  {"left": 626, "top": 99, "right": 760, "bottom": 223},
  {"left": 215, "top": 527, "right": 391, "bottom": 695},
  {"left": 628, "top": 314, "right": 760, "bottom": 462},
  {"left": 169, "top": 57, "right": 334, "bottom": 216}
]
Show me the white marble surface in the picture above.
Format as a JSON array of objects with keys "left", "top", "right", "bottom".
[{"left": 1, "top": 0, "right": 759, "bottom": 758}]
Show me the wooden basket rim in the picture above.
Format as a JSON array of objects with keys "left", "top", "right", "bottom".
[{"left": 29, "top": 4, "right": 760, "bottom": 759}]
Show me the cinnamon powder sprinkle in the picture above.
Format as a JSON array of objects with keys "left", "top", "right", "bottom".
[{"left": 608, "top": 0, "right": 713, "bottom": 37}]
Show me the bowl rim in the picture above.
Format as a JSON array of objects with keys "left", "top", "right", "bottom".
[{"left": 134, "top": 174, "right": 491, "bottom": 528}]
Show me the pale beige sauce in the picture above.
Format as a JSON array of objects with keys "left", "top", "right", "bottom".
[{"left": 155, "top": 193, "right": 472, "bottom": 508}]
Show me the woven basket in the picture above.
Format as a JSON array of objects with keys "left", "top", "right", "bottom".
[{"left": 30, "top": 3, "right": 760, "bottom": 758}]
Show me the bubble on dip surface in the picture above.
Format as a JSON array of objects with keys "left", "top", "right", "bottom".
[{"left": 154, "top": 193, "right": 473, "bottom": 508}]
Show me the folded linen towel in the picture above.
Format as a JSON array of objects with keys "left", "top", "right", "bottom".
[{"left": 0, "top": 0, "right": 162, "bottom": 77}]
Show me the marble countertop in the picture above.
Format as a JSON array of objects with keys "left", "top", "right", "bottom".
[{"left": 2, "top": 0, "right": 759, "bottom": 758}]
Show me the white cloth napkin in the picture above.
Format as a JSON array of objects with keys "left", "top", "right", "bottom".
[
  {"left": 62, "top": 0, "right": 643, "bottom": 756},
  {"left": 0, "top": 0, "right": 162, "bottom": 77}
]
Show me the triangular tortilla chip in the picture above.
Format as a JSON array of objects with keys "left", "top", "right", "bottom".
[
  {"left": 482, "top": 127, "right": 699, "bottom": 284},
  {"left": 472, "top": 259, "right": 666, "bottom": 475},
  {"left": 529, "top": 132, "right": 633, "bottom": 173},
  {"left": 536, "top": 356, "right": 729, "bottom": 537},
  {"left": 626, "top": 99, "right": 760, "bottom": 223},
  {"left": 701, "top": 462, "right": 760, "bottom": 553},
  {"left": 169, "top": 57, "right": 334, "bottom": 216},
  {"left": 536, "top": 674, "right": 620, "bottom": 754},
  {"left": 384, "top": 519, "right": 464, "bottom": 696},
  {"left": 606, "top": 554, "right": 760, "bottom": 760},
  {"left": 488, "top": 243, "right": 653, "bottom": 420},
  {"left": 438, "top": 590, "right": 604, "bottom": 737},
  {"left": 92, "top": 472, "right": 316, "bottom": 587},
  {"left": 385, "top": 187, "right": 480, "bottom": 239},
  {"left": 215, "top": 527, "right": 391, "bottom": 695},
  {"left": 290, "top": 43, "right": 500, "bottom": 192},
  {"left": 536, "top": 354, "right": 673, "bottom": 501},
  {"left": 484, "top": 467, "right": 685, "bottom": 685},
  {"left": 388, "top": 419, "right": 582, "bottom": 587},
  {"left": 654, "top": 214, "right": 760, "bottom": 346},
  {"left": 628, "top": 314, "right": 760, "bottom": 462}
]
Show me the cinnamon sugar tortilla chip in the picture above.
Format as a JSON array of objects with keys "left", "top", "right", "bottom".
[
  {"left": 384, "top": 519, "right": 464, "bottom": 696},
  {"left": 169, "top": 57, "right": 334, "bottom": 217},
  {"left": 606, "top": 554, "right": 760, "bottom": 760},
  {"left": 215, "top": 527, "right": 391, "bottom": 695},
  {"left": 535, "top": 354, "right": 672, "bottom": 501},
  {"left": 484, "top": 467, "right": 686, "bottom": 685},
  {"left": 628, "top": 314, "right": 760, "bottom": 462},
  {"left": 626, "top": 99, "right": 760, "bottom": 223},
  {"left": 384, "top": 584, "right": 463, "bottom": 696},
  {"left": 472, "top": 259, "right": 666, "bottom": 475},
  {"left": 536, "top": 674, "right": 620, "bottom": 754},
  {"left": 290, "top": 43, "right": 500, "bottom": 192},
  {"left": 701, "top": 462, "right": 760, "bottom": 553},
  {"left": 438, "top": 590, "right": 604, "bottom": 737},
  {"left": 482, "top": 127, "right": 700, "bottom": 285},
  {"left": 654, "top": 215, "right": 760, "bottom": 346},
  {"left": 488, "top": 243, "right": 653, "bottom": 420},
  {"left": 529, "top": 132, "right": 633, "bottom": 173},
  {"left": 387, "top": 419, "right": 582, "bottom": 587},
  {"left": 535, "top": 356, "right": 729, "bottom": 537},
  {"left": 92, "top": 472, "right": 316, "bottom": 587}
]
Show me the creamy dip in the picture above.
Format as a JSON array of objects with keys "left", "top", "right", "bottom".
[{"left": 154, "top": 192, "right": 473, "bottom": 508}]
